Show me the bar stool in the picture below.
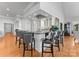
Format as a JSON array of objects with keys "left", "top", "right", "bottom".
[
  {"left": 18, "top": 31, "right": 24, "bottom": 48},
  {"left": 23, "top": 33, "right": 35, "bottom": 57},
  {"left": 53, "top": 31, "right": 61, "bottom": 51},
  {"left": 42, "top": 32, "right": 55, "bottom": 57}
]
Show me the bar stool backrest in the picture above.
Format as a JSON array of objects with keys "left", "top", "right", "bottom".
[
  {"left": 50, "top": 32, "right": 55, "bottom": 42},
  {"left": 15, "top": 29, "right": 20, "bottom": 37},
  {"left": 23, "top": 33, "right": 32, "bottom": 44},
  {"left": 60, "top": 31, "right": 64, "bottom": 39}
]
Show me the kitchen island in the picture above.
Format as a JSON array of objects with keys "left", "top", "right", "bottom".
[{"left": 34, "top": 32, "right": 46, "bottom": 52}]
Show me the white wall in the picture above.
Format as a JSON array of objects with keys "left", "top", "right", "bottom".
[
  {"left": 62, "top": 2, "right": 79, "bottom": 18},
  {"left": 14, "top": 17, "right": 22, "bottom": 29},
  {"left": 14, "top": 17, "right": 32, "bottom": 32},
  {"left": 20, "top": 18, "right": 32, "bottom": 31}
]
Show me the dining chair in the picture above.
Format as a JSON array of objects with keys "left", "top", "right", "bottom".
[
  {"left": 42, "top": 32, "right": 55, "bottom": 57},
  {"left": 23, "top": 33, "right": 35, "bottom": 57}
]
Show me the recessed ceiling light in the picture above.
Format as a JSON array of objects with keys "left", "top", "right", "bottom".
[{"left": 6, "top": 8, "right": 10, "bottom": 11}]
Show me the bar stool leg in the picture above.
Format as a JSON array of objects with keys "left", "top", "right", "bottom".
[
  {"left": 23, "top": 43, "right": 25, "bottom": 57},
  {"left": 58, "top": 40, "right": 60, "bottom": 51},
  {"left": 34, "top": 40, "right": 35, "bottom": 51},
  {"left": 19, "top": 38, "right": 21, "bottom": 48},
  {"left": 42, "top": 42, "right": 43, "bottom": 57},
  {"left": 16, "top": 37, "right": 17, "bottom": 44},
  {"left": 26, "top": 44, "right": 28, "bottom": 50},
  {"left": 62, "top": 42, "right": 64, "bottom": 47},
  {"left": 62, "top": 38, "right": 64, "bottom": 47},
  {"left": 31, "top": 43, "right": 33, "bottom": 57},
  {"left": 51, "top": 44, "right": 54, "bottom": 57}
]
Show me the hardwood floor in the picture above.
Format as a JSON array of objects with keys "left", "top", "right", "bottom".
[{"left": 0, "top": 33, "right": 79, "bottom": 57}]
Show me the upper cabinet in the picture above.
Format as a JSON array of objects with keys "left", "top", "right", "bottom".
[
  {"left": 40, "top": 18, "right": 52, "bottom": 30},
  {"left": 39, "top": 17, "right": 52, "bottom": 31}
]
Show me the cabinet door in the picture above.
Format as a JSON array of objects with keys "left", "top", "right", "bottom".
[{"left": 33, "top": 20, "right": 38, "bottom": 32}]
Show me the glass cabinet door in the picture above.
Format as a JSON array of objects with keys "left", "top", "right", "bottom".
[{"left": 40, "top": 18, "right": 52, "bottom": 30}]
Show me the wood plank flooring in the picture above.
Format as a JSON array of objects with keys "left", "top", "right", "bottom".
[{"left": 0, "top": 32, "right": 79, "bottom": 57}]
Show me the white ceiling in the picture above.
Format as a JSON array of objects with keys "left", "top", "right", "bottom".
[
  {"left": 62, "top": 2, "right": 79, "bottom": 18},
  {"left": 0, "top": 2, "right": 31, "bottom": 17},
  {"left": 0, "top": 2, "right": 79, "bottom": 18}
]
